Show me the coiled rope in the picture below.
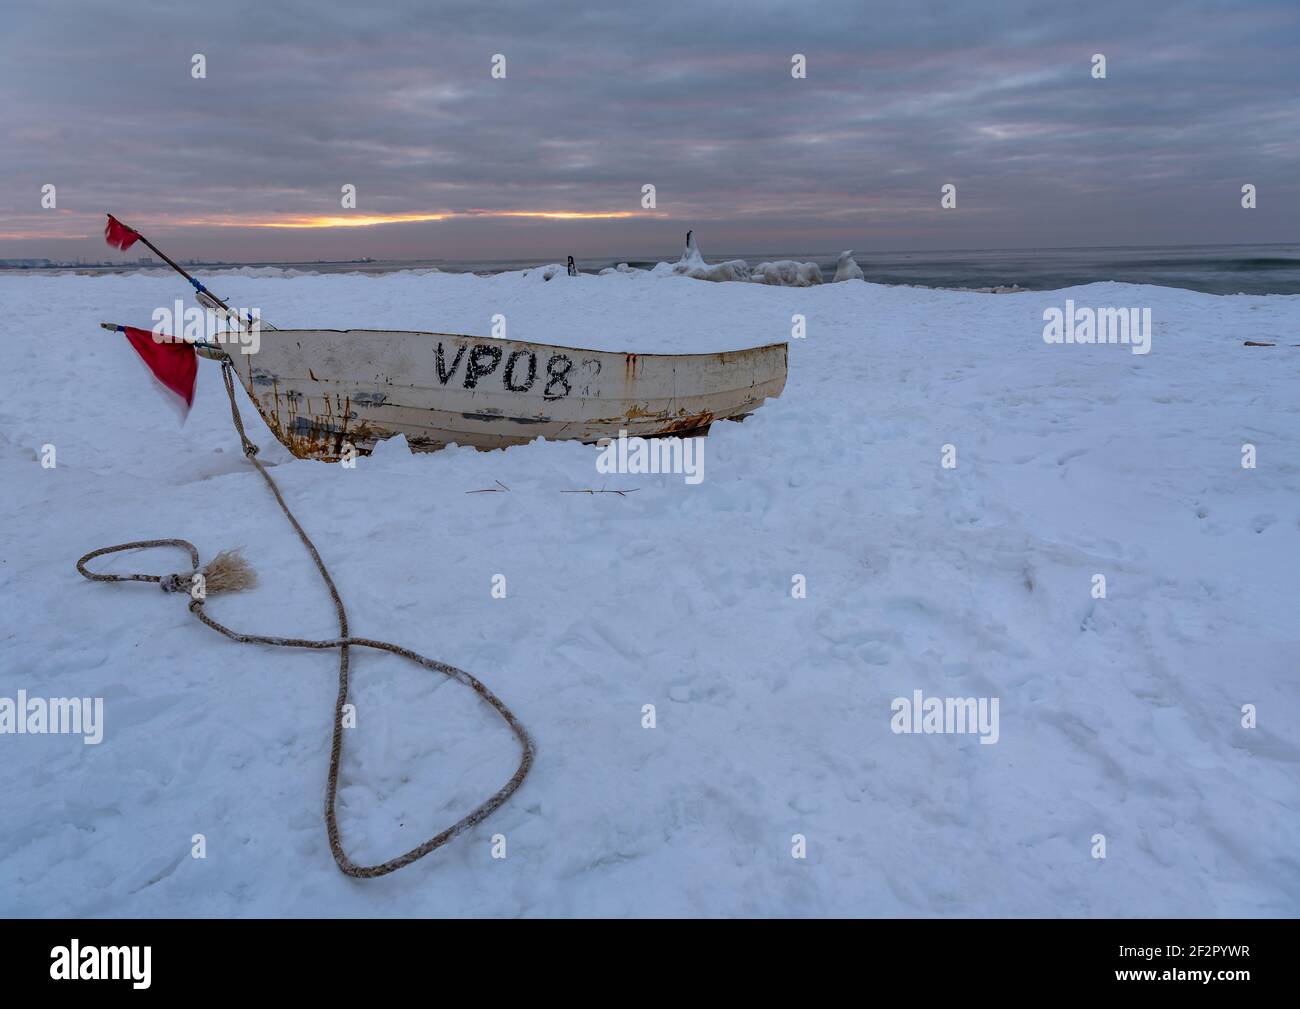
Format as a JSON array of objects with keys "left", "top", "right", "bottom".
[{"left": 76, "top": 359, "right": 534, "bottom": 878}]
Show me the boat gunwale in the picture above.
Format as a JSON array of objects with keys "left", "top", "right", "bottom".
[{"left": 236, "top": 328, "right": 789, "bottom": 362}]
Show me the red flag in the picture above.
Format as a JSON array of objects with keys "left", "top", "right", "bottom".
[
  {"left": 104, "top": 214, "right": 142, "bottom": 251},
  {"left": 119, "top": 326, "right": 197, "bottom": 413}
]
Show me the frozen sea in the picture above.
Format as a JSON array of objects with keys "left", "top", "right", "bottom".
[{"left": 1, "top": 266, "right": 1297, "bottom": 916}]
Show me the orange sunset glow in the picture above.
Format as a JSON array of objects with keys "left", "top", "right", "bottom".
[{"left": 189, "top": 210, "right": 644, "bottom": 230}]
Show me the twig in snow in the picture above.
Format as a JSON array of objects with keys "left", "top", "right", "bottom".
[{"left": 562, "top": 486, "right": 641, "bottom": 497}]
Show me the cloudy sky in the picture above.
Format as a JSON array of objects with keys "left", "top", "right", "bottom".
[{"left": 2, "top": 0, "right": 1298, "bottom": 262}]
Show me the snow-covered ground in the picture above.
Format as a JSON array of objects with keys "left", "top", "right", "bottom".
[{"left": 1, "top": 268, "right": 1297, "bottom": 917}]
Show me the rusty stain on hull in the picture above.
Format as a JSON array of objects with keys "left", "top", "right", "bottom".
[{"left": 657, "top": 410, "right": 715, "bottom": 435}]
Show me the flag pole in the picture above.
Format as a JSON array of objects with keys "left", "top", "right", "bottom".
[
  {"left": 104, "top": 214, "right": 267, "bottom": 331},
  {"left": 98, "top": 321, "right": 223, "bottom": 358}
]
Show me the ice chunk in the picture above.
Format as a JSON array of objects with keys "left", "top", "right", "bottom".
[
  {"left": 669, "top": 231, "right": 753, "bottom": 283},
  {"left": 832, "top": 250, "right": 865, "bottom": 282},
  {"left": 751, "top": 260, "right": 823, "bottom": 286}
]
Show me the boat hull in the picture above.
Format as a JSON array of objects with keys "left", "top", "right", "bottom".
[{"left": 218, "top": 329, "right": 787, "bottom": 460}]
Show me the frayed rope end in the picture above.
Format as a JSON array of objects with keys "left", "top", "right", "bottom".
[
  {"left": 160, "top": 548, "right": 257, "bottom": 595},
  {"left": 201, "top": 549, "right": 257, "bottom": 594}
]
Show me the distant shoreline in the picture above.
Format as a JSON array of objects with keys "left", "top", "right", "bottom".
[
  {"left": 6, "top": 240, "right": 1297, "bottom": 270},
  {"left": 4, "top": 242, "right": 1299, "bottom": 295}
]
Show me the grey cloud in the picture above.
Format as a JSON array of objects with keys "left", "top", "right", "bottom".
[{"left": 1, "top": 0, "right": 1297, "bottom": 260}]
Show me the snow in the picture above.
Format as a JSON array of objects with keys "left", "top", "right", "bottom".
[{"left": 1, "top": 268, "right": 1298, "bottom": 917}]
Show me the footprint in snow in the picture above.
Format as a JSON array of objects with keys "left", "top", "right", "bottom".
[{"left": 1250, "top": 513, "right": 1277, "bottom": 534}]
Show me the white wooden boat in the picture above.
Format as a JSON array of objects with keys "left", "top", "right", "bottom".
[{"left": 200, "top": 329, "right": 787, "bottom": 460}]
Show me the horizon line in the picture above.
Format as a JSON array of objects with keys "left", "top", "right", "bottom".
[{"left": 5, "top": 239, "right": 1298, "bottom": 269}]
